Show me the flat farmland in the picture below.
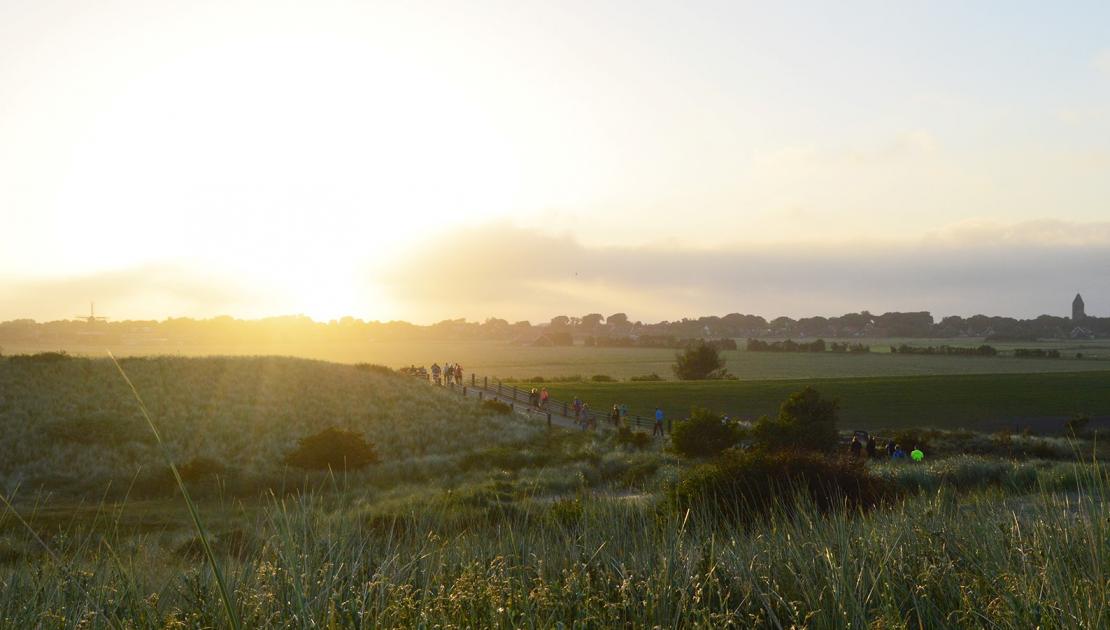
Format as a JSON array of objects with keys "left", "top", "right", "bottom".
[
  {"left": 7, "top": 338, "right": 1110, "bottom": 381},
  {"left": 519, "top": 371, "right": 1110, "bottom": 432}
]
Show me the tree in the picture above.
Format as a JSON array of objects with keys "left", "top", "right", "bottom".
[
  {"left": 673, "top": 342, "right": 728, "bottom": 380},
  {"left": 606, "top": 313, "right": 629, "bottom": 327},
  {"left": 549, "top": 315, "right": 570, "bottom": 329},
  {"left": 750, "top": 386, "right": 839, "bottom": 453},
  {"left": 670, "top": 407, "right": 744, "bottom": 457},
  {"left": 581, "top": 313, "right": 605, "bottom": 331}
]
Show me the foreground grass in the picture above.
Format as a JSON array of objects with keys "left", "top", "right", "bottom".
[
  {"left": 0, "top": 472, "right": 1106, "bottom": 628},
  {"left": 523, "top": 371, "right": 1110, "bottom": 431}
]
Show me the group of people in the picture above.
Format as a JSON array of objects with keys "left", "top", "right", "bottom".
[
  {"left": 427, "top": 362, "right": 463, "bottom": 386},
  {"left": 528, "top": 387, "right": 551, "bottom": 409},
  {"left": 849, "top": 434, "right": 924, "bottom": 462}
]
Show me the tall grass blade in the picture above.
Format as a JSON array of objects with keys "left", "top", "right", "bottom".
[{"left": 109, "top": 352, "right": 242, "bottom": 630}]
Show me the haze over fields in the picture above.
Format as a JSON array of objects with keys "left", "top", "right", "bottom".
[{"left": 2, "top": 1, "right": 1109, "bottom": 322}]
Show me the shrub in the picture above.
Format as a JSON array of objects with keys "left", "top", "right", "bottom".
[
  {"left": 8, "top": 351, "right": 71, "bottom": 363},
  {"left": 750, "top": 387, "right": 839, "bottom": 453},
  {"left": 590, "top": 374, "right": 616, "bottom": 382},
  {"left": 673, "top": 450, "right": 894, "bottom": 522},
  {"left": 481, "top": 399, "right": 513, "bottom": 415},
  {"left": 891, "top": 429, "right": 931, "bottom": 452},
  {"left": 354, "top": 363, "right": 395, "bottom": 376},
  {"left": 670, "top": 407, "right": 744, "bottom": 458},
  {"left": 283, "top": 427, "right": 379, "bottom": 470},
  {"left": 630, "top": 373, "right": 664, "bottom": 382},
  {"left": 614, "top": 426, "right": 653, "bottom": 450},
  {"left": 1066, "top": 413, "right": 1091, "bottom": 436},
  {"left": 673, "top": 342, "right": 729, "bottom": 380}
]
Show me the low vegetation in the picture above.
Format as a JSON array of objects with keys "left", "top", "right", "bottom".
[{"left": 1, "top": 355, "right": 1107, "bottom": 626}]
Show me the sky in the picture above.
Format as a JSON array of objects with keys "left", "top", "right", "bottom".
[{"left": 1, "top": 0, "right": 1108, "bottom": 323}]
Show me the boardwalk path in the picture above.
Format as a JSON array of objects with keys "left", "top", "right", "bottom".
[{"left": 438, "top": 377, "right": 666, "bottom": 435}]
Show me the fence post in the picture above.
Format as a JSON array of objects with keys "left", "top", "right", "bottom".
[
  {"left": 667, "top": 418, "right": 673, "bottom": 433},
  {"left": 462, "top": 386, "right": 467, "bottom": 396},
  {"left": 478, "top": 392, "right": 483, "bottom": 401},
  {"left": 472, "top": 374, "right": 476, "bottom": 386},
  {"left": 484, "top": 376, "right": 488, "bottom": 389},
  {"left": 547, "top": 412, "right": 552, "bottom": 428},
  {"left": 510, "top": 402, "right": 514, "bottom": 412},
  {"left": 498, "top": 382, "right": 503, "bottom": 396}
]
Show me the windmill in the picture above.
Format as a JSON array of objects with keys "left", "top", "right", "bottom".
[{"left": 75, "top": 302, "right": 108, "bottom": 325}]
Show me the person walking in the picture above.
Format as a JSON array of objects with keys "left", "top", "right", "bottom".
[
  {"left": 849, "top": 436, "right": 862, "bottom": 461},
  {"left": 619, "top": 403, "right": 628, "bottom": 422},
  {"left": 431, "top": 363, "right": 441, "bottom": 386},
  {"left": 892, "top": 444, "right": 906, "bottom": 460},
  {"left": 886, "top": 440, "right": 896, "bottom": 458},
  {"left": 455, "top": 364, "right": 463, "bottom": 385},
  {"left": 866, "top": 435, "right": 877, "bottom": 459},
  {"left": 610, "top": 404, "right": 621, "bottom": 427},
  {"left": 529, "top": 387, "right": 539, "bottom": 407},
  {"left": 573, "top": 397, "right": 583, "bottom": 425},
  {"left": 653, "top": 407, "right": 665, "bottom": 437},
  {"left": 581, "top": 402, "right": 592, "bottom": 430},
  {"left": 540, "top": 387, "right": 549, "bottom": 409}
]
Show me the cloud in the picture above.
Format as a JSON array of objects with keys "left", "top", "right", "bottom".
[
  {"left": 380, "top": 220, "right": 1110, "bottom": 321},
  {"left": 0, "top": 264, "right": 264, "bottom": 321}
]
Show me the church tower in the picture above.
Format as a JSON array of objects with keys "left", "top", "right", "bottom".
[{"left": 1072, "top": 293, "right": 1086, "bottom": 321}]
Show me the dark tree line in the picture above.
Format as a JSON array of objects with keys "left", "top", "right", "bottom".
[{"left": 1, "top": 307, "right": 1105, "bottom": 348}]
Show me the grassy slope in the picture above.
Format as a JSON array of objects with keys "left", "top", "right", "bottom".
[
  {"left": 0, "top": 355, "right": 537, "bottom": 496},
  {"left": 524, "top": 370, "right": 1110, "bottom": 431}
]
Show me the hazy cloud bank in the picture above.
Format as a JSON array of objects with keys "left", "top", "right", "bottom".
[
  {"left": 0, "top": 264, "right": 263, "bottom": 322},
  {"left": 380, "top": 220, "right": 1110, "bottom": 322}
]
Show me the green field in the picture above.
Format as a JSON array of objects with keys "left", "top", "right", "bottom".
[
  {"left": 7, "top": 337, "right": 1110, "bottom": 381},
  {"left": 521, "top": 370, "right": 1110, "bottom": 432}
]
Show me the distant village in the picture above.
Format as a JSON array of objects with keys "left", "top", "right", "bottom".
[{"left": 0, "top": 295, "right": 1103, "bottom": 349}]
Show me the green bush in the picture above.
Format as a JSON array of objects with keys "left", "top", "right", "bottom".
[
  {"left": 614, "top": 426, "right": 653, "bottom": 450},
  {"left": 590, "top": 374, "right": 616, "bottom": 382},
  {"left": 670, "top": 407, "right": 744, "bottom": 458},
  {"left": 283, "top": 427, "right": 379, "bottom": 470},
  {"left": 673, "top": 450, "right": 894, "bottom": 522},
  {"left": 672, "top": 343, "right": 729, "bottom": 380},
  {"left": 750, "top": 387, "right": 839, "bottom": 453},
  {"left": 629, "top": 373, "right": 664, "bottom": 382}
]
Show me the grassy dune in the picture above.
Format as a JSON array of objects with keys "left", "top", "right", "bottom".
[
  {"left": 523, "top": 370, "right": 1110, "bottom": 431},
  {"left": 0, "top": 355, "right": 538, "bottom": 497}
]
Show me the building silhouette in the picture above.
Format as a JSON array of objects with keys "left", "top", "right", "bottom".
[{"left": 1072, "top": 293, "right": 1086, "bottom": 321}]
